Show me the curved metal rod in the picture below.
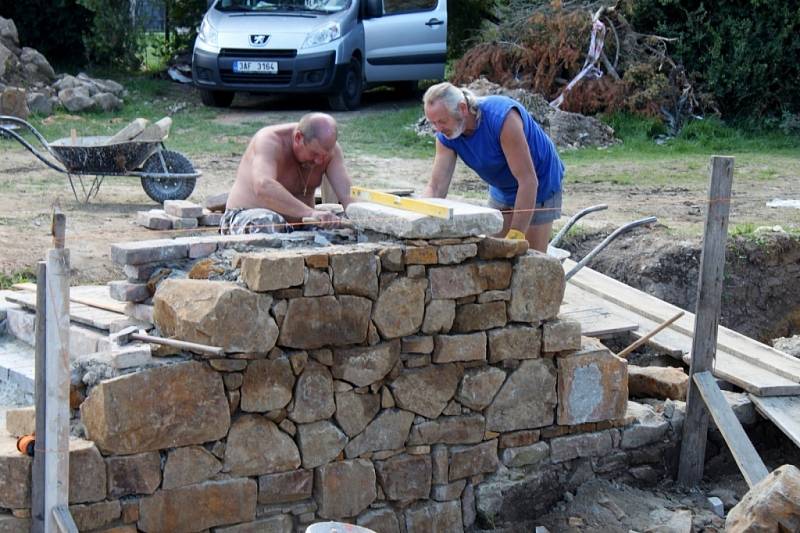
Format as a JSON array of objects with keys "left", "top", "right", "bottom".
[
  {"left": 549, "top": 204, "right": 608, "bottom": 248},
  {"left": 0, "top": 115, "right": 58, "bottom": 157},
  {"left": 0, "top": 125, "right": 67, "bottom": 174},
  {"left": 565, "top": 216, "right": 658, "bottom": 281}
]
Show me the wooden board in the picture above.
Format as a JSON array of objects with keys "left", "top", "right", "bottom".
[
  {"left": 565, "top": 283, "right": 800, "bottom": 396},
  {"left": 565, "top": 259, "right": 800, "bottom": 384},
  {"left": 559, "top": 305, "right": 639, "bottom": 338},
  {"left": 694, "top": 371, "right": 769, "bottom": 487},
  {"left": 13, "top": 283, "right": 127, "bottom": 315},
  {"left": 750, "top": 395, "right": 800, "bottom": 448},
  {"left": 5, "top": 292, "right": 126, "bottom": 331}
]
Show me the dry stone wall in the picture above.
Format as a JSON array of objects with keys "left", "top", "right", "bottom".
[{"left": 0, "top": 237, "right": 687, "bottom": 532}]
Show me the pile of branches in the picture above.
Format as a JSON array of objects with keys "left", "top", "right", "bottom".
[{"left": 451, "top": 0, "right": 716, "bottom": 133}]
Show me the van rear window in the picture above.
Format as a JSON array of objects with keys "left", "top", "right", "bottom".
[{"left": 216, "top": 0, "right": 350, "bottom": 13}]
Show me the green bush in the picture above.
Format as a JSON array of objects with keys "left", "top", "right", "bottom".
[
  {"left": 446, "top": 0, "right": 500, "bottom": 59},
  {"left": 77, "top": 0, "right": 141, "bottom": 69},
  {"left": 626, "top": 0, "right": 800, "bottom": 119},
  {"left": 162, "top": 0, "right": 207, "bottom": 58}
]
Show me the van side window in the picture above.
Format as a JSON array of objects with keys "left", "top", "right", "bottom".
[{"left": 383, "top": 0, "right": 437, "bottom": 15}]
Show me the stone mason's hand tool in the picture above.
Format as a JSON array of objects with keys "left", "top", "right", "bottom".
[{"left": 111, "top": 325, "right": 225, "bottom": 357}]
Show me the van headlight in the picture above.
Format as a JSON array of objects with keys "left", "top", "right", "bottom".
[
  {"left": 301, "top": 22, "right": 341, "bottom": 49},
  {"left": 198, "top": 18, "right": 218, "bottom": 47}
]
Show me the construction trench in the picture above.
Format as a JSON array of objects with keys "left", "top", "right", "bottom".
[{"left": 0, "top": 197, "right": 799, "bottom": 532}]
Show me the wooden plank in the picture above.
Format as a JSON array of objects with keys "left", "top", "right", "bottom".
[
  {"left": 679, "top": 156, "right": 734, "bottom": 486},
  {"left": 559, "top": 305, "right": 639, "bottom": 338},
  {"left": 32, "top": 262, "right": 46, "bottom": 533},
  {"left": 52, "top": 505, "right": 78, "bottom": 533},
  {"left": 5, "top": 292, "right": 124, "bottom": 331},
  {"left": 693, "top": 371, "right": 769, "bottom": 487},
  {"left": 350, "top": 186, "right": 453, "bottom": 219},
  {"left": 12, "top": 283, "right": 127, "bottom": 315},
  {"left": 565, "top": 259, "right": 800, "bottom": 383},
  {"left": 750, "top": 395, "right": 800, "bottom": 449}
]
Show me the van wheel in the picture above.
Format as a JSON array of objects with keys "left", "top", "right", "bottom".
[
  {"left": 200, "top": 90, "right": 235, "bottom": 108},
  {"left": 328, "top": 58, "right": 363, "bottom": 111}
]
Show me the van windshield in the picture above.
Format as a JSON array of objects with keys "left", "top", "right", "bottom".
[{"left": 215, "top": 0, "right": 350, "bottom": 13}]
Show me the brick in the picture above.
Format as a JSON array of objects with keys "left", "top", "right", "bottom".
[
  {"left": 136, "top": 209, "right": 172, "bottom": 230},
  {"left": 108, "top": 280, "right": 150, "bottom": 302},
  {"left": 111, "top": 239, "right": 188, "bottom": 266},
  {"left": 163, "top": 199, "right": 203, "bottom": 218}
]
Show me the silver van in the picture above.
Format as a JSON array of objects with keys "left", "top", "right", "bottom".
[{"left": 192, "top": 0, "right": 447, "bottom": 110}]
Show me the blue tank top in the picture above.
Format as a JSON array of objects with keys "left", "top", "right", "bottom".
[{"left": 437, "top": 95, "right": 564, "bottom": 206}]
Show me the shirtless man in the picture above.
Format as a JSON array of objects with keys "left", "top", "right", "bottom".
[{"left": 221, "top": 112, "right": 352, "bottom": 234}]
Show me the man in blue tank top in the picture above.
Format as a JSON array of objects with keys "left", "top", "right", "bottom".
[{"left": 421, "top": 82, "right": 564, "bottom": 252}]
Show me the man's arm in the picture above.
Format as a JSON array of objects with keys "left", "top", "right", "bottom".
[
  {"left": 499, "top": 109, "right": 538, "bottom": 233},
  {"left": 422, "top": 138, "right": 457, "bottom": 198},
  {"left": 250, "top": 142, "right": 317, "bottom": 219},
  {"left": 322, "top": 143, "right": 353, "bottom": 210}
]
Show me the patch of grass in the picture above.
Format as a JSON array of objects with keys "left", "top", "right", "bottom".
[
  {"left": 730, "top": 222, "right": 758, "bottom": 238},
  {"left": 338, "top": 105, "right": 435, "bottom": 159},
  {"left": 0, "top": 270, "right": 35, "bottom": 290}
]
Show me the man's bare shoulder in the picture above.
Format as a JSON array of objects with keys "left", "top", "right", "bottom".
[{"left": 250, "top": 123, "right": 296, "bottom": 154}]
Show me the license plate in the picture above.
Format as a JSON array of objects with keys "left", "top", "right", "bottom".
[{"left": 233, "top": 60, "right": 278, "bottom": 74}]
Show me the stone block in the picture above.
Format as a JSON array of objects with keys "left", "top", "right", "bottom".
[
  {"left": 725, "top": 464, "right": 800, "bottom": 532},
  {"left": 432, "top": 479, "right": 467, "bottom": 502},
  {"left": 549, "top": 430, "right": 614, "bottom": 463},
  {"left": 499, "top": 430, "right": 540, "bottom": 449},
  {"left": 154, "top": 279, "right": 277, "bottom": 354},
  {"left": 542, "top": 318, "right": 582, "bottom": 352},
  {"left": 391, "top": 364, "right": 462, "bottom": 419},
  {"left": 258, "top": 469, "right": 313, "bottom": 504},
  {"left": 500, "top": 441, "right": 549, "bottom": 467},
  {"left": 166, "top": 214, "right": 199, "bottom": 229},
  {"left": 0, "top": 514, "right": 30, "bottom": 532},
  {"left": 476, "top": 236, "right": 529, "bottom": 259},
  {"left": 108, "top": 280, "right": 150, "bottom": 302},
  {"left": 408, "top": 414, "right": 485, "bottom": 445},
  {"left": 432, "top": 332, "right": 486, "bottom": 363},
  {"left": 332, "top": 340, "right": 400, "bottom": 388},
  {"left": 330, "top": 249, "right": 379, "bottom": 299},
  {"left": 431, "top": 444, "right": 449, "bottom": 484},
  {"left": 421, "top": 299, "right": 455, "bottom": 334},
  {"left": 487, "top": 325, "right": 541, "bottom": 363},
  {"left": 348, "top": 198, "right": 502, "bottom": 239},
  {"left": 111, "top": 239, "right": 188, "bottom": 266},
  {"left": 216, "top": 515, "right": 293, "bottom": 532},
  {"left": 344, "top": 409, "right": 414, "bottom": 459},
  {"left": 557, "top": 340, "right": 627, "bottom": 425},
  {"left": 203, "top": 192, "right": 228, "bottom": 212},
  {"left": 124, "top": 302, "right": 154, "bottom": 323},
  {"left": 123, "top": 263, "right": 160, "bottom": 282},
  {"left": 477, "top": 289, "right": 511, "bottom": 303},
  {"left": 241, "top": 358, "right": 295, "bottom": 412},
  {"left": 507, "top": 252, "right": 565, "bottom": 322},
  {"left": 315, "top": 459, "right": 376, "bottom": 519},
  {"left": 402, "top": 335, "right": 434, "bottom": 354},
  {"left": 621, "top": 402, "right": 670, "bottom": 449},
  {"left": 456, "top": 367, "right": 507, "bottom": 411},
  {"left": 279, "top": 296, "right": 371, "bottom": 349},
  {"left": 173, "top": 235, "right": 221, "bottom": 259},
  {"left": 69, "top": 500, "right": 121, "bottom": 532},
  {"left": 628, "top": 365, "right": 688, "bottom": 401},
  {"left": 0, "top": 437, "right": 31, "bottom": 509},
  {"left": 81, "top": 361, "right": 230, "bottom": 454},
  {"left": 68, "top": 438, "right": 107, "bottom": 504},
  {"left": 462, "top": 481, "right": 476, "bottom": 529},
  {"left": 373, "top": 278, "right": 427, "bottom": 338},
  {"left": 452, "top": 302, "right": 507, "bottom": 333},
  {"left": 476, "top": 262, "right": 513, "bottom": 291},
  {"left": 428, "top": 265, "right": 482, "bottom": 299},
  {"left": 217, "top": 234, "right": 283, "bottom": 251},
  {"left": 138, "top": 478, "right": 256, "bottom": 532},
  {"left": 375, "top": 453, "right": 432, "bottom": 501},
  {"left": 106, "top": 452, "right": 161, "bottom": 498},
  {"left": 224, "top": 415, "right": 301, "bottom": 477},
  {"left": 303, "top": 268, "right": 333, "bottom": 297},
  {"left": 200, "top": 209, "right": 223, "bottom": 226},
  {"left": 297, "top": 420, "right": 347, "bottom": 468},
  {"left": 404, "top": 499, "right": 464, "bottom": 533},
  {"left": 485, "top": 359, "right": 556, "bottom": 432},
  {"left": 210, "top": 359, "right": 247, "bottom": 372},
  {"left": 164, "top": 199, "right": 203, "bottom": 218},
  {"left": 240, "top": 252, "right": 305, "bottom": 292},
  {"left": 379, "top": 247, "right": 404, "bottom": 272},
  {"left": 109, "top": 343, "right": 152, "bottom": 369},
  {"left": 438, "top": 243, "right": 478, "bottom": 264},
  {"left": 136, "top": 209, "right": 172, "bottom": 230},
  {"left": 4, "top": 406, "right": 34, "bottom": 437},
  {"left": 405, "top": 246, "right": 438, "bottom": 265},
  {"left": 449, "top": 440, "right": 498, "bottom": 481},
  {"left": 162, "top": 446, "right": 222, "bottom": 490},
  {"left": 288, "top": 361, "right": 335, "bottom": 424},
  {"left": 721, "top": 390, "right": 759, "bottom": 426},
  {"left": 335, "top": 389, "right": 380, "bottom": 437},
  {"left": 358, "top": 508, "right": 401, "bottom": 533}
]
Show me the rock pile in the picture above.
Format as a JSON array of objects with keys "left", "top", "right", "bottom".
[{"left": 0, "top": 16, "right": 126, "bottom": 119}]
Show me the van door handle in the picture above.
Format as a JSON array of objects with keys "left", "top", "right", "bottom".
[{"left": 425, "top": 18, "right": 444, "bottom": 27}]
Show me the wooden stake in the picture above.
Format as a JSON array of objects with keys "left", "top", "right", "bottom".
[
  {"left": 677, "top": 156, "right": 734, "bottom": 486},
  {"left": 31, "top": 261, "right": 46, "bottom": 533},
  {"left": 616, "top": 311, "right": 684, "bottom": 359}
]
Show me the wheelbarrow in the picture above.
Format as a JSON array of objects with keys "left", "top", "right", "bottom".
[
  {"left": 547, "top": 204, "right": 657, "bottom": 280},
  {"left": 0, "top": 115, "right": 201, "bottom": 204}
]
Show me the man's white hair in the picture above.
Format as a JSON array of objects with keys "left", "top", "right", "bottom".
[{"left": 423, "top": 82, "right": 480, "bottom": 118}]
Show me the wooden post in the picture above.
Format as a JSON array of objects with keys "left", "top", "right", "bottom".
[
  {"left": 31, "top": 261, "right": 47, "bottom": 533},
  {"left": 320, "top": 176, "right": 338, "bottom": 204},
  {"left": 44, "top": 210, "right": 71, "bottom": 532},
  {"left": 677, "top": 156, "right": 734, "bottom": 486}
]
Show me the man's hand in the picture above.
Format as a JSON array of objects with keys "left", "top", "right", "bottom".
[
  {"left": 306, "top": 209, "right": 342, "bottom": 227},
  {"left": 505, "top": 228, "right": 526, "bottom": 240}
]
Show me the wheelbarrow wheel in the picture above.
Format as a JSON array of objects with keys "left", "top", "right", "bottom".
[{"left": 140, "top": 150, "right": 197, "bottom": 204}]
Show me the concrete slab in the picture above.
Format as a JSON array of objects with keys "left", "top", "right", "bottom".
[{"left": 346, "top": 199, "right": 503, "bottom": 239}]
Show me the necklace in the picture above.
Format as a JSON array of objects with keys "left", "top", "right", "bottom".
[{"left": 299, "top": 164, "right": 312, "bottom": 196}]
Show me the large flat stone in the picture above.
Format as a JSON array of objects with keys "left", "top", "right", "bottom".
[
  {"left": 408, "top": 414, "right": 485, "bottom": 445},
  {"left": 223, "top": 415, "right": 301, "bottom": 476},
  {"left": 330, "top": 249, "right": 379, "bottom": 299},
  {"left": 452, "top": 302, "right": 507, "bottom": 333},
  {"left": 332, "top": 340, "right": 400, "bottom": 387},
  {"left": 278, "top": 296, "right": 372, "bottom": 349},
  {"left": 429, "top": 265, "right": 483, "bottom": 299},
  {"left": 162, "top": 446, "right": 222, "bottom": 490},
  {"left": 111, "top": 239, "right": 188, "bottom": 266},
  {"left": 628, "top": 364, "right": 688, "bottom": 401},
  {"left": 315, "top": 459, "right": 376, "bottom": 519},
  {"left": 456, "top": 367, "right": 507, "bottom": 411},
  {"left": 344, "top": 409, "right": 414, "bottom": 458},
  {"left": 154, "top": 279, "right": 278, "bottom": 354},
  {"left": 239, "top": 252, "right": 305, "bottom": 291},
  {"left": 346, "top": 199, "right": 502, "bottom": 239},
  {"left": 297, "top": 420, "right": 347, "bottom": 468},
  {"left": 138, "top": 478, "right": 256, "bottom": 533},
  {"left": 391, "top": 364, "right": 463, "bottom": 419},
  {"left": 507, "top": 252, "right": 565, "bottom": 322},
  {"left": 335, "top": 390, "right": 381, "bottom": 437},
  {"left": 288, "top": 361, "right": 335, "bottom": 424},
  {"left": 725, "top": 464, "right": 800, "bottom": 532},
  {"left": 81, "top": 361, "right": 230, "bottom": 454},
  {"left": 375, "top": 453, "right": 432, "bottom": 501},
  {"left": 372, "top": 277, "right": 427, "bottom": 338},
  {"left": 422, "top": 299, "right": 456, "bottom": 334},
  {"left": 485, "top": 359, "right": 556, "bottom": 432},
  {"left": 258, "top": 469, "right": 313, "bottom": 504},
  {"left": 106, "top": 451, "right": 161, "bottom": 498},
  {"left": 449, "top": 440, "right": 499, "bottom": 481},
  {"left": 240, "top": 358, "right": 295, "bottom": 412},
  {"left": 487, "top": 325, "right": 541, "bottom": 363}
]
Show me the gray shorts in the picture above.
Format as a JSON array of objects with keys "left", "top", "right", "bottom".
[
  {"left": 488, "top": 190, "right": 562, "bottom": 225},
  {"left": 219, "top": 208, "right": 290, "bottom": 235}
]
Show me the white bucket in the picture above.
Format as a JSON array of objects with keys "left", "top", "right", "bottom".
[{"left": 304, "top": 522, "right": 376, "bottom": 533}]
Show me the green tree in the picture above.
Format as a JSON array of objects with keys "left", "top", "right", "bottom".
[{"left": 77, "top": 0, "right": 141, "bottom": 69}]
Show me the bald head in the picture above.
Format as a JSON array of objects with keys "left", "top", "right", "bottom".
[{"left": 297, "top": 112, "right": 338, "bottom": 149}]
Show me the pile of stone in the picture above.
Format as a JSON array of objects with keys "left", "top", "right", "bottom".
[
  {"left": 136, "top": 199, "right": 223, "bottom": 231},
  {"left": 0, "top": 16, "right": 126, "bottom": 119}
]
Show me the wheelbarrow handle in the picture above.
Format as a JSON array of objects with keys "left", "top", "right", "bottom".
[
  {"left": 549, "top": 204, "right": 608, "bottom": 248},
  {"left": 0, "top": 115, "right": 56, "bottom": 154},
  {"left": 0, "top": 121, "right": 67, "bottom": 174},
  {"left": 565, "top": 216, "right": 658, "bottom": 281}
]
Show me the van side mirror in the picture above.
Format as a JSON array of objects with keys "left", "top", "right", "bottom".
[{"left": 363, "top": 0, "right": 382, "bottom": 18}]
